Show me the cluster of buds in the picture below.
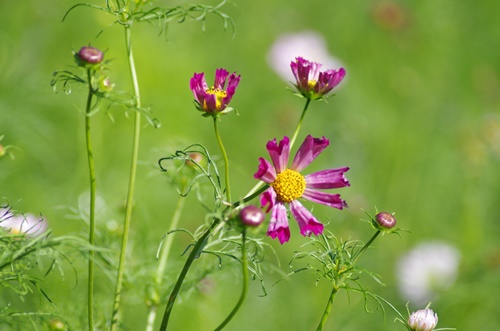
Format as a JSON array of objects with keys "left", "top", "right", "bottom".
[{"left": 74, "top": 46, "right": 114, "bottom": 93}]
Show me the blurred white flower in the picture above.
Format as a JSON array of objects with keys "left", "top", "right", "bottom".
[
  {"left": 408, "top": 308, "right": 438, "bottom": 331},
  {"left": 0, "top": 207, "right": 48, "bottom": 236},
  {"left": 267, "top": 30, "right": 345, "bottom": 83},
  {"left": 396, "top": 241, "right": 460, "bottom": 305}
]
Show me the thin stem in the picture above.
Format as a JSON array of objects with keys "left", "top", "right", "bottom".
[
  {"left": 289, "top": 98, "right": 311, "bottom": 149},
  {"left": 213, "top": 231, "right": 248, "bottom": 330},
  {"left": 159, "top": 219, "right": 220, "bottom": 331},
  {"left": 110, "top": 25, "right": 142, "bottom": 331},
  {"left": 316, "top": 285, "right": 339, "bottom": 331},
  {"left": 213, "top": 117, "right": 231, "bottom": 203},
  {"left": 159, "top": 185, "right": 268, "bottom": 331},
  {"left": 352, "top": 230, "right": 381, "bottom": 264},
  {"left": 145, "top": 196, "right": 186, "bottom": 331},
  {"left": 85, "top": 67, "right": 96, "bottom": 331}
]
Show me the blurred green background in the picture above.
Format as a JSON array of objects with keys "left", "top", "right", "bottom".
[{"left": 1, "top": 0, "right": 499, "bottom": 330}]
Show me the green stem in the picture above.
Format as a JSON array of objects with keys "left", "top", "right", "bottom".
[
  {"left": 316, "top": 285, "right": 339, "bottom": 331},
  {"left": 145, "top": 196, "right": 186, "bottom": 331},
  {"left": 85, "top": 67, "right": 96, "bottom": 331},
  {"left": 159, "top": 219, "right": 220, "bottom": 331},
  {"left": 159, "top": 184, "right": 268, "bottom": 331},
  {"left": 110, "top": 25, "right": 142, "bottom": 331},
  {"left": 213, "top": 117, "right": 231, "bottom": 203},
  {"left": 213, "top": 231, "right": 248, "bottom": 331},
  {"left": 289, "top": 98, "right": 311, "bottom": 149},
  {"left": 352, "top": 230, "right": 381, "bottom": 264}
]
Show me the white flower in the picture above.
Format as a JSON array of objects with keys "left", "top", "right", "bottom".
[
  {"left": 0, "top": 207, "right": 48, "bottom": 236},
  {"left": 396, "top": 241, "right": 460, "bottom": 305},
  {"left": 408, "top": 308, "right": 438, "bottom": 331},
  {"left": 267, "top": 30, "right": 345, "bottom": 84}
]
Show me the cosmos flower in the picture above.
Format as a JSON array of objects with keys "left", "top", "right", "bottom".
[
  {"left": 267, "top": 31, "right": 345, "bottom": 84},
  {"left": 254, "top": 135, "right": 350, "bottom": 244},
  {"left": 190, "top": 68, "right": 241, "bottom": 115},
  {"left": 408, "top": 308, "right": 439, "bottom": 331},
  {"left": 0, "top": 208, "right": 48, "bottom": 236},
  {"left": 397, "top": 241, "right": 461, "bottom": 305},
  {"left": 290, "top": 56, "right": 346, "bottom": 100}
]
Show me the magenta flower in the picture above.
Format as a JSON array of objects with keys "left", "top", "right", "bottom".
[
  {"left": 290, "top": 56, "right": 346, "bottom": 100},
  {"left": 254, "top": 135, "right": 350, "bottom": 244},
  {"left": 190, "top": 68, "right": 241, "bottom": 116}
]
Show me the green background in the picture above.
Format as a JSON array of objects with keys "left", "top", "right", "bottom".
[{"left": 1, "top": 0, "right": 499, "bottom": 330}]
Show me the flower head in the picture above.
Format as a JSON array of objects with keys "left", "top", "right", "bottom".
[
  {"left": 408, "top": 308, "right": 438, "bottom": 331},
  {"left": 190, "top": 68, "right": 241, "bottom": 116},
  {"left": 254, "top": 135, "right": 350, "bottom": 243},
  {"left": 0, "top": 208, "right": 48, "bottom": 237},
  {"left": 290, "top": 56, "right": 346, "bottom": 100}
]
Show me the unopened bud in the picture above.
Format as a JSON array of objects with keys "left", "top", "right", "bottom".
[
  {"left": 77, "top": 46, "right": 103, "bottom": 65},
  {"left": 408, "top": 308, "right": 438, "bottom": 331},
  {"left": 239, "top": 205, "right": 265, "bottom": 227},
  {"left": 375, "top": 212, "right": 397, "bottom": 229}
]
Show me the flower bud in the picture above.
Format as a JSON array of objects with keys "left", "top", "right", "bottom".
[
  {"left": 375, "top": 211, "right": 397, "bottom": 229},
  {"left": 408, "top": 308, "right": 438, "bottom": 331},
  {"left": 76, "top": 46, "right": 103, "bottom": 65},
  {"left": 239, "top": 205, "right": 265, "bottom": 227},
  {"left": 185, "top": 152, "right": 203, "bottom": 167},
  {"left": 49, "top": 319, "right": 66, "bottom": 331}
]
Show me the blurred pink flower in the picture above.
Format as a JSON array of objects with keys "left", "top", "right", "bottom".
[
  {"left": 397, "top": 241, "right": 460, "bottom": 305},
  {"left": 254, "top": 135, "right": 349, "bottom": 244},
  {"left": 0, "top": 208, "right": 48, "bottom": 236}
]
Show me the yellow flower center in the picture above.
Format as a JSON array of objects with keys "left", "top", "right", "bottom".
[
  {"left": 204, "top": 87, "right": 227, "bottom": 110},
  {"left": 271, "top": 169, "right": 306, "bottom": 203},
  {"left": 307, "top": 80, "right": 317, "bottom": 89}
]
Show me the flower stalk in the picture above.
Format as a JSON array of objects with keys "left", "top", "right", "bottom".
[
  {"left": 84, "top": 67, "right": 97, "bottom": 331},
  {"left": 213, "top": 230, "right": 248, "bottom": 330},
  {"left": 110, "top": 25, "right": 142, "bottom": 331},
  {"left": 213, "top": 117, "right": 231, "bottom": 203},
  {"left": 145, "top": 196, "right": 186, "bottom": 331},
  {"left": 290, "top": 98, "right": 311, "bottom": 149},
  {"left": 316, "top": 284, "right": 339, "bottom": 331}
]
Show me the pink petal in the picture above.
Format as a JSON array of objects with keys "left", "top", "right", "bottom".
[
  {"left": 289, "top": 200, "right": 324, "bottom": 237},
  {"left": 267, "top": 203, "right": 290, "bottom": 244},
  {"left": 214, "top": 68, "right": 229, "bottom": 89},
  {"left": 254, "top": 157, "right": 276, "bottom": 183},
  {"left": 291, "top": 135, "right": 329, "bottom": 172},
  {"left": 302, "top": 188, "right": 347, "bottom": 209},
  {"left": 266, "top": 136, "right": 290, "bottom": 173},
  {"left": 260, "top": 187, "right": 276, "bottom": 213},
  {"left": 305, "top": 167, "right": 350, "bottom": 189},
  {"left": 190, "top": 73, "right": 207, "bottom": 103}
]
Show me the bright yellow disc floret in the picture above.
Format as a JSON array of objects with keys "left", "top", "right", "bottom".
[
  {"left": 271, "top": 169, "right": 306, "bottom": 203},
  {"left": 204, "top": 87, "right": 227, "bottom": 110}
]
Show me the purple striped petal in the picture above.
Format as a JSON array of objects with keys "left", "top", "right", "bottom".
[
  {"left": 254, "top": 157, "right": 276, "bottom": 183},
  {"left": 291, "top": 135, "right": 329, "bottom": 172},
  {"left": 289, "top": 200, "right": 324, "bottom": 237},
  {"left": 221, "top": 73, "right": 241, "bottom": 108},
  {"left": 267, "top": 203, "right": 290, "bottom": 244},
  {"left": 305, "top": 167, "right": 350, "bottom": 189},
  {"left": 302, "top": 188, "right": 347, "bottom": 209},
  {"left": 266, "top": 136, "right": 290, "bottom": 173},
  {"left": 260, "top": 187, "right": 276, "bottom": 213},
  {"left": 214, "top": 68, "right": 229, "bottom": 89},
  {"left": 203, "top": 94, "right": 217, "bottom": 112}
]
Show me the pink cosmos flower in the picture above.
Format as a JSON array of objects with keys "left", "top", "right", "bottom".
[
  {"left": 254, "top": 135, "right": 350, "bottom": 244},
  {"left": 190, "top": 68, "right": 241, "bottom": 115},
  {"left": 290, "top": 57, "right": 346, "bottom": 100}
]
